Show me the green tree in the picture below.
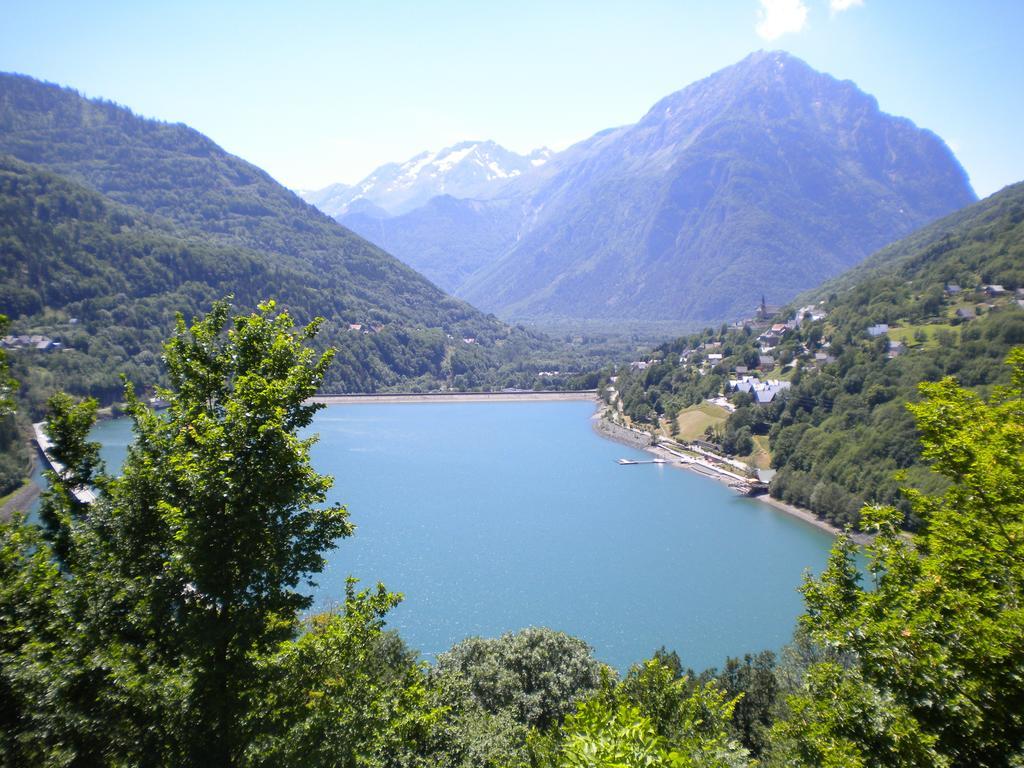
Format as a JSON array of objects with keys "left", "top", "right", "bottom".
[
  {"left": 0, "top": 314, "right": 28, "bottom": 498},
  {"left": 434, "top": 627, "right": 605, "bottom": 732},
  {"left": 119, "top": 300, "right": 354, "bottom": 764},
  {"left": 2, "top": 300, "right": 359, "bottom": 766},
  {"left": 536, "top": 659, "right": 751, "bottom": 768},
  {"left": 0, "top": 519, "right": 65, "bottom": 763},
  {"left": 36, "top": 392, "right": 103, "bottom": 563},
  {"left": 772, "top": 348, "right": 1024, "bottom": 767},
  {"left": 716, "top": 652, "right": 777, "bottom": 757},
  {"left": 244, "top": 581, "right": 436, "bottom": 768}
]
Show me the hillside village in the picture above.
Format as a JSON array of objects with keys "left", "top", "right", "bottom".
[
  {"left": 603, "top": 277, "right": 1024, "bottom": 519},
  {"left": 1, "top": 334, "right": 61, "bottom": 351}
]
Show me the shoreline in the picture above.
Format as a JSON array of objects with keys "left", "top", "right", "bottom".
[
  {"left": 311, "top": 391, "right": 597, "bottom": 405},
  {"left": 592, "top": 413, "right": 868, "bottom": 542},
  {"left": 749, "top": 493, "right": 872, "bottom": 545}
]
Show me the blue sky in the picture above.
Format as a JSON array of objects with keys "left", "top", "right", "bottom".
[{"left": 1, "top": 0, "right": 1021, "bottom": 197}]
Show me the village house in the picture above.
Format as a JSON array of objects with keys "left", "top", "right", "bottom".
[
  {"left": 795, "top": 304, "right": 828, "bottom": 322},
  {"left": 867, "top": 323, "right": 890, "bottom": 337},
  {"left": 727, "top": 375, "right": 791, "bottom": 405},
  {"left": 1, "top": 334, "right": 59, "bottom": 351},
  {"left": 888, "top": 340, "right": 907, "bottom": 358}
]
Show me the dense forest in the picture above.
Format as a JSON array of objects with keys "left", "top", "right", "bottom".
[
  {"left": 612, "top": 181, "right": 1024, "bottom": 529},
  {"left": 1, "top": 301, "right": 1021, "bottom": 767}
]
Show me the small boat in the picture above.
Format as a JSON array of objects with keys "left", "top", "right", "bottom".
[{"left": 617, "top": 458, "right": 638, "bottom": 465}]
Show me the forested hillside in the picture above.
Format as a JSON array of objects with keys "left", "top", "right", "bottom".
[
  {"left": 611, "top": 181, "right": 1024, "bottom": 529},
  {"left": 0, "top": 73, "right": 589, "bottom": 402},
  {"left": 0, "top": 156, "right": 582, "bottom": 421}
]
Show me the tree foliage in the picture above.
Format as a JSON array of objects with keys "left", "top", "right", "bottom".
[
  {"left": 0, "top": 301, "right": 408, "bottom": 766},
  {"left": 245, "top": 581, "right": 438, "bottom": 768},
  {"left": 434, "top": 627, "right": 605, "bottom": 732},
  {"left": 773, "top": 348, "right": 1024, "bottom": 767},
  {"left": 529, "top": 658, "right": 752, "bottom": 768},
  {"left": 0, "top": 314, "right": 27, "bottom": 498}
]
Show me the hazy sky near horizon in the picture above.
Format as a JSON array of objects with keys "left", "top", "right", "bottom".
[{"left": 1, "top": 1, "right": 1021, "bottom": 198}]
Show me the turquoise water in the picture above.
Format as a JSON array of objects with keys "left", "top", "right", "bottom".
[{"left": 89, "top": 401, "right": 839, "bottom": 672}]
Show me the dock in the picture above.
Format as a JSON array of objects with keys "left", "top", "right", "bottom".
[{"left": 32, "top": 422, "right": 97, "bottom": 504}]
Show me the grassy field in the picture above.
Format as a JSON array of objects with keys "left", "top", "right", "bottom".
[
  {"left": 674, "top": 401, "right": 729, "bottom": 441},
  {"left": 887, "top": 323, "right": 960, "bottom": 350},
  {"left": 738, "top": 434, "right": 773, "bottom": 470}
]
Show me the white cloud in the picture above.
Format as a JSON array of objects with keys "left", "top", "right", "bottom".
[
  {"left": 830, "top": 0, "right": 863, "bottom": 12},
  {"left": 756, "top": 0, "right": 809, "bottom": 40}
]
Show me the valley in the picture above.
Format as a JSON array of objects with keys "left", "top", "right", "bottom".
[{"left": 1, "top": 8, "right": 1023, "bottom": 764}]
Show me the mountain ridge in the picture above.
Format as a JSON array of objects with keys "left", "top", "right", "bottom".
[{"left": 341, "top": 51, "right": 976, "bottom": 326}]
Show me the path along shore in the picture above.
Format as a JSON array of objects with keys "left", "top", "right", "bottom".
[{"left": 593, "top": 413, "right": 871, "bottom": 543}]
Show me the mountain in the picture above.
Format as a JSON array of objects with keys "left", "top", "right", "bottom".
[
  {"left": 0, "top": 73, "right": 543, "bottom": 396},
  {"left": 300, "top": 141, "right": 552, "bottom": 217},
  {"left": 344, "top": 52, "right": 976, "bottom": 325},
  {"left": 341, "top": 195, "right": 524, "bottom": 296}
]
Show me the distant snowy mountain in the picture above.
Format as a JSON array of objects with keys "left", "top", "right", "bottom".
[
  {"left": 339, "top": 51, "right": 976, "bottom": 325},
  {"left": 300, "top": 141, "right": 552, "bottom": 217}
]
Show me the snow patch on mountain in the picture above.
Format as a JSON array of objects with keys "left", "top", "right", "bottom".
[{"left": 299, "top": 140, "right": 552, "bottom": 217}]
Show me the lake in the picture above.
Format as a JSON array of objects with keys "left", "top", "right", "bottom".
[{"left": 90, "top": 400, "right": 840, "bottom": 672}]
